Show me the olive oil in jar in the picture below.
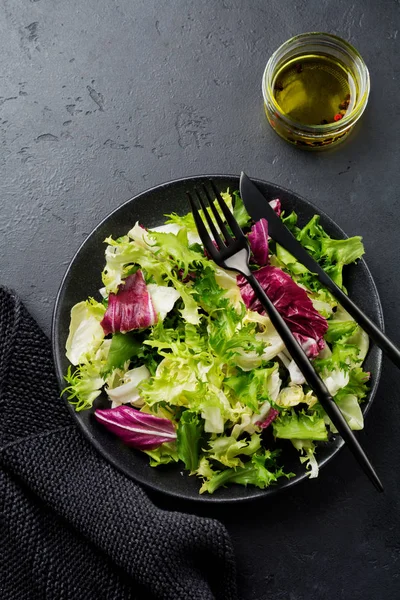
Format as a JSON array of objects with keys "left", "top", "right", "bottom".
[{"left": 273, "top": 54, "right": 356, "bottom": 126}]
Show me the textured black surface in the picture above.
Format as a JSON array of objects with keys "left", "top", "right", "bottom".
[
  {"left": 0, "top": 287, "right": 237, "bottom": 600},
  {"left": 1, "top": 0, "right": 400, "bottom": 598},
  {"left": 52, "top": 174, "right": 383, "bottom": 502}
]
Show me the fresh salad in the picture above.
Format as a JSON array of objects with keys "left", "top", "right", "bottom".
[{"left": 64, "top": 190, "right": 370, "bottom": 494}]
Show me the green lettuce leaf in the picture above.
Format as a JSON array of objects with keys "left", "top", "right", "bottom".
[
  {"left": 196, "top": 457, "right": 215, "bottom": 480},
  {"left": 278, "top": 211, "right": 365, "bottom": 283},
  {"left": 325, "top": 320, "right": 359, "bottom": 343},
  {"left": 143, "top": 318, "right": 207, "bottom": 359},
  {"left": 164, "top": 211, "right": 197, "bottom": 231},
  {"left": 105, "top": 332, "right": 143, "bottom": 371},
  {"left": 328, "top": 306, "right": 369, "bottom": 364},
  {"left": 199, "top": 383, "right": 243, "bottom": 432},
  {"left": 296, "top": 215, "right": 328, "bottom": 256},
  {"left": 102, "top": 235, "right": 169, "bottom": 292},
  {"left": 177, "top": 410, "right": 203, "bottom": 471},
  {"left": 149, "top": 228, "right": 209, "bottom": 278},
  {"left": 275, "top": 243, "right": 310, "bottom": 275},
  {"left": 232, "top": 190, "right": 251, "bottom": 228},
  {"left": 325, "top": 263, "right": 346, "bottom": 288},
  {"left": 314, "top": 342, "right": 360, "bottom": 373},
  {"left": 273, "top": 410, "right": 328, "bottom": 441},
  {"left": 144, "top": 442, "right": 179, "bottom": 466},
  {"left": 192, "top": 266, "right": 230, "bottom": 312},
  {"left": 280, "top": 210, "right": 298, "bottom": 231},
  {"left": 214, "top": 267, "right": 244, "bottom": 310},
  {"left": 320, "top": 236, "right": 364, "bottom": 265},
  {"left": 335, "top": 367, "right": 370, "bottom": 401},
  {"left": 283, "top": 213, "right": 365, "bottom": 292},
  {"left": 192, "top": 267, "right": 265, "bottom": 364},
  {"left": 206, "top": 433, "right": 261, "bottom": 468},
  {"left": 207, "top": 306, "right": 264, "bottom": 363},
  {"left": 199, "top": 450, "right": 290, "bottom": 494},
  {"left": 139, "top": 356, "right": 199, "bottom": 407},
  {"left": 200, "top": 404, "right": 224, "bottom": 433},
  {"left": 66, "top": 299, "right": 106, "bottom": 366},
  {"left": 327, "top": 394, "right": 364, "bottom": 432},
  {"left": 224, "top": 365, "right": 279, "bottom": 412},
  {"left": 276, "top": 385, "right": 305, "bottom": 408},
  {"left": 170, "top": 278, "right": 201, "bottom": 325}
]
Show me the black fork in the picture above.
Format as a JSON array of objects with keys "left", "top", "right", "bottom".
[{"left": 187, "top": 180, "right": 383, "bottom": 493}]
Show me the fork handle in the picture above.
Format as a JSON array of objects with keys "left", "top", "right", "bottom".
[{"left": 245, "top": 273, "right": 383, "bottom": 492}]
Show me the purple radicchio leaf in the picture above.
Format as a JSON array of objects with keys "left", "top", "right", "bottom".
[
  {"left": 248, "top": 218, "right": 269, "bottom": 266},
  {"left": 237, "top": 266, "right": 328, "bottom": 358},
  {"left": 255, "top": 407, "right": 279, "bottom": 429},
  {"left": 269, "top": 199, "right": 281, "bottom": 216},
  {"left": 101, "top": 270, "right": 157, "bottom": 335},
  {"left": 95, "top": 405, "right": 177, "bottom": 450}
]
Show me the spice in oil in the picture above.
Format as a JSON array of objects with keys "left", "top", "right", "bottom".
[{"left": 273, "top": 54, "right": 356, "bottom": 126}]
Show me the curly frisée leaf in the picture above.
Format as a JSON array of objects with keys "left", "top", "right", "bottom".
[
  {"left": 292, "top": 439, "right": 319, "bottom": 478},
  {"left": 102, "top": 235, "right": 168, "bottom": 292},
  {"left": 320, "top": 236, "right": 364, "bottom": 265},
  {"left": 144, "top": 442, "right": 179, "bottom": 466},
  {"left": 325, "top": 320, "right": 359, "bottom": 343},
  {"left": 205, "top": 433, "right": 262, "bottom": 468},
  {"left": 225, "top": 364, "right": 281, "bottom": 413},
  {"left": 335, "top": 367, "right": 370, "bottom": 401},
  {"left": 273, "top": 410, "right": 328, "bottom": 441},
  {"left": 147, "top": 228, "right": 210, "bottom": 279},
  {"left": 63, "top": 337, "right": 111, "bottom": 411},
  {"left": 198, "top": 450, "right": 292, "bottom": 494},
  {"left": 63, "top": 364, "right": 104, "bottom": 411},
  {"left": 171, "top": 278, "right": 201, "bottom": 325}
]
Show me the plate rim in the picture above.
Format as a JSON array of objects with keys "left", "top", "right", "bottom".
[{"left": 52, "top": 173, "right": 384, "bottom": 503}]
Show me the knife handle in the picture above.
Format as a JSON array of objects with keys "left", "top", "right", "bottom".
[{"left": 245, "top": 273, "right": 383, "bottom": 492}]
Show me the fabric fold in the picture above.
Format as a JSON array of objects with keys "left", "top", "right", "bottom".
[{"left": 0, "top": 286, "right": 238, "bottom": 600}]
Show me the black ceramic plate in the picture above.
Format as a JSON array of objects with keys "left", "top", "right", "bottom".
[{"left": 52, "top": 175, "right": 383, "bottom": 503}]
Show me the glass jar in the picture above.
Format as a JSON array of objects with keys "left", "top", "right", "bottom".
[{"left": 262, "top": 33, "right": 370, "bottom": 150}]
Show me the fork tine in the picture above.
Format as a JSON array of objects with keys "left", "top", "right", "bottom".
[
  {"left": 194, "top": 188, "right": 224, "bottom": 249},
  {"left": 187, "top": 192, "right": 218, "bottom": 259},
  {"left": 202, "top": 184, "right": 233, "bottom": 243},
  {"left": 209, "top": 180, "right": 244, "bottom": 239}
]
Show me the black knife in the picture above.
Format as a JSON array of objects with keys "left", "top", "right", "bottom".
[{"left": 240, "top": 171, "right": 400, "bottom": 369}]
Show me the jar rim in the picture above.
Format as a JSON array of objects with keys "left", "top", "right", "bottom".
[{"left": 262, "top": 32, "right": 370, "bottom": 135}]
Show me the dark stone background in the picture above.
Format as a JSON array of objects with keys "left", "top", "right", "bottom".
[{"left": 1, "top": 1, "right": 399, "bottom": 598}]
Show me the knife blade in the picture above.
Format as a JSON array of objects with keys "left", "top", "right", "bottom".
[
  {"left": 240, "top": 171, "right": 336, "bottom": 287},
  {"left": 239, "top": 171, "right": 400, "bottom": 368}
]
